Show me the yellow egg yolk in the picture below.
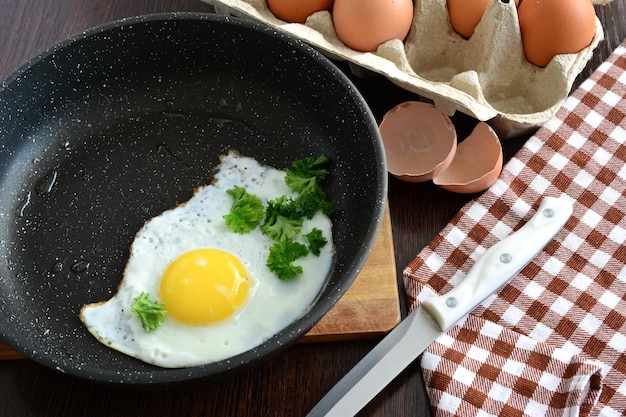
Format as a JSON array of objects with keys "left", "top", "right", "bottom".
[{"left": 159, "top": 248, "right": 249, "bottom": 325}]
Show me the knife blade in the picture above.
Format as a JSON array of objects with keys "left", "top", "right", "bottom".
[{"left": 306, "top": 196, "right": 573, "bottom": 417}]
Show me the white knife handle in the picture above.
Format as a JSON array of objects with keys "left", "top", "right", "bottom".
[{"left": 422, "top": 197, "right": 573, "bottom": 332}]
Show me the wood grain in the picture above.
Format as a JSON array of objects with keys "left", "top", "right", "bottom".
[
  {"left": 0, "top": 343, "right": 23, "bottom": 360},
  {"left": 304, "top": 205, "right": 400, "bottom": 342}
]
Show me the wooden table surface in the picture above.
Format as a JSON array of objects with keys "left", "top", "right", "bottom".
[{"left": 0, "top": 1, "right": 624, "bottom": 416}]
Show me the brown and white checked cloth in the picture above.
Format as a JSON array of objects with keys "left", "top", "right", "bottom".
[{"left": 404, "top": 40, "right": 626, "bottom": 417}]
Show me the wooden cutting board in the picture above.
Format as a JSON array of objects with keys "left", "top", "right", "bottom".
[
  {"left": 302, "top": 204, "right": 400, "bottom": 342},
  {"left": 0, "top": 206, "right": 400, "bottom": 359}
]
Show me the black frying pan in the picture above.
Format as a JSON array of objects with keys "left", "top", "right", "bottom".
[{"left": 0, "top": 13, "right": 387, "bottom": 385}]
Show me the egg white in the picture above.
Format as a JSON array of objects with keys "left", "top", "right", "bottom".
[{"left": 80, "top": 152, "right": 334, "bottom": 368}]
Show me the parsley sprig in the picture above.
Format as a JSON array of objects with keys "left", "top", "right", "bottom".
[
  {"left": 224, "top": 156, "right": 333, "bottom": 280},
  {"left": 222, "top": 185, "right": 264, "bottom": 233},
  {"left": 266, "top": 240, "right": 309, "bottom": 280},
  {"left": 304, "top": 228, "right": 328, "bottom": 256},
  {"left": 131, "top": 292, "right": 167, "bottom": 332}
]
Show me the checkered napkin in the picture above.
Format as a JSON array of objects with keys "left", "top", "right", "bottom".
[{"left": 404, "top": 40, "right": 626, "bottom": 417}]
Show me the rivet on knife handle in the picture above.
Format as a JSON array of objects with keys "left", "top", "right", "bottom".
[{"left": 422, "top": 196, "right": 573, "bottom": 332}]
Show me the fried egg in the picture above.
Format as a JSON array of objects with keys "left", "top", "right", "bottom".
[{"left": 79, "top": 152, "right": 334, "bottom": 368}]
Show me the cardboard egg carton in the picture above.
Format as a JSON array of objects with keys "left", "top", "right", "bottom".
[{"left": 202, "top": 0, "right": 606, "bottom": 138}]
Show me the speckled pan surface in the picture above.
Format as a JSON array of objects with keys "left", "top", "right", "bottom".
[
  {"left": 204, "top": 0, "right": 606, "bottom": 138},
  {"left": 0, "top": 13, "right": 387, "bottom": 385}
]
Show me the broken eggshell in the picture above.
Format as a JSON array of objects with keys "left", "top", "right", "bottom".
[
  {"left": 380, "top": 102, "right": 503, "bottom": 193},
  {"left": 433, "top": 122, "right": 503, "bottom": 194},
  {"left": 379, "top": 101, "right": 456, "bottom": 183}
]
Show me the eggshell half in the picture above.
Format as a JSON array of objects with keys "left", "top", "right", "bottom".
[
  {"left": 433, "top": 122, "right": 502, "bottom": 193},
  {"left": 379, "top": 101, "right": 456, "bottom": 182}
]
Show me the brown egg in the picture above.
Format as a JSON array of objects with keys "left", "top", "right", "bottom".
[
  {"left": 518, "top": 0, "right": 596, "bottom": 67},
  {"left": 433, "top": 122, "right": 502, "bottom": 194},
  {"left": 379, "top": 102, "right": 457, "bottom": 183},
  {"left": 332, "top": 0, "right": 413, "bottom": 52},
  {"left": 447, "top": 0, "right": 519, "bottom": 39},
  {"left": 267, "top": 0, "right": 334, "bottom": 23}
]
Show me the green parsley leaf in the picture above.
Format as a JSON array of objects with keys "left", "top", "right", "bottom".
[
  {"left": 131, "top": 292, "right": 166, "bottom": 333},
  {"left": 221, "top": 156, "right": 334, "bottom": 280},
  {"left": 293, "top": 187, "right": 335, "bottom": 218},
  {"left": 261, "top": 196, "right": 304, "bottom": 241},
  {"left": 223, "top": 185, "right": 265, "bottom": 234},
  {"left": 304, "top": 228, "right": 328, "bottom": 256},
  {"left": 266, "top": 240, "right": 309, "bottom": 280},
  {"left": 285, "top": 155, "right": 329, "bottom": 195},
  {"left": 285, "top": 156, "right": 334, "bottom": 218}
]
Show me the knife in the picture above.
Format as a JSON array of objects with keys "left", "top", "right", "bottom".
[{"left": 306, "top": 196, "right": 573, "bottom": 417}]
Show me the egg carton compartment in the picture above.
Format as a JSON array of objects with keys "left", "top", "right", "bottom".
[{"left": 201, "top": 0, "right": 608, "bottom": 139}]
